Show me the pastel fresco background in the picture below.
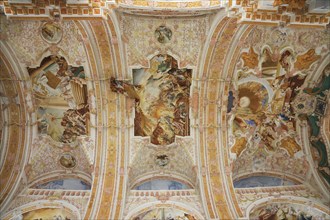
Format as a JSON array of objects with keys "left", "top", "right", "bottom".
[
  {"left": 234, "top": 176, "right": 296, "bottom": 188},
  {"left": 135, "top": 180, "right": 190, "bottom": 190},
  {"left": 37, "top": 107, "right": 66, "bottom": 142},
  {"left": 34, "top": 178, "right": 91, "bottom": 190}
]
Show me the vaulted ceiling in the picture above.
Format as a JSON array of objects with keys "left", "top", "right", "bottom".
[{"left": 0, "top": 0, "right": 329, "bottom": 219}]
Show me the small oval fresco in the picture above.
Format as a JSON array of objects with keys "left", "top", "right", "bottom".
[
  {"left": 59, "top": 154, "right": 77, "bottom": 169},
  {"left": 234, "top": 176, "right": 296, "bottom": 188},
  {"left": 34, "top": 178, "right": 91, "bottom": 190},
  {"left": 155, "top": 154, "right": 169, "bottom": 167},
  {"left": 155, "top": 26, "right": 172, "bottom": 44},
  {"left": 41, "top": 22, "right": 62, "bottom": 44},
  {"left": 135, "top": 179, "right": 190, "bottom": 190}
]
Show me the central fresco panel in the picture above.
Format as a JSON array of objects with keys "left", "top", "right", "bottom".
[
  {"left": 111, "top": 54, "right": 191, "bottom": 145},
  {"left": 30, "top": 55, "right": 89, "bottom": 144}
]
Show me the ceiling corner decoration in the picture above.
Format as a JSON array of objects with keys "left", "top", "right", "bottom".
[{"left": 120, "top": 13, "right": 208, "bottom": 68}]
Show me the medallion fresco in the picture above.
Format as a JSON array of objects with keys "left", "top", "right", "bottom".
[
  {"left": 155, "top": 26, "right": 172, "bottom": 44},
  {"left": 133, "top": 208, "right": 196, "bottom": 220},
  {"left": 59, "top": 153, "right": 77, "bottom": 169},
  {"left": 41, "top": 22, "right": 62, "bottom": 44},
  {"left": 249, "top": 203, "right": 329, "bottom": 220},
  {"left": 229, "top": 26, "right": 329, "bottom": 181},
  {"left": 30, "top": 55, "right": 89, "bottom": 143},
  {"left": 1, "top": 18, "right": 86, "bottom": 66},
  {"left": 111, "top": 54, "right": 191, "bottom": 145}
]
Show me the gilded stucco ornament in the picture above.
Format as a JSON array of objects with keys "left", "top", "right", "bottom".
[
  {"left": 241, "top": 47, "right": 259, "bottom": 69},
  {"left": 292, "top": 93, "right": 317, "bottom": 115},
  {"left": 294, "top": 49, "right": 321, "bottom": 71},
  {"left": 273, "top": 0, "right": 306, "bottom": 9},
  {"left": 250, "top": 202, "right": 329, "bottom": 220}
]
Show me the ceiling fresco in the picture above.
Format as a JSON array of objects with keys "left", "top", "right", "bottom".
[
  {"left": 111, "top": 54, "right": 191, "bottom": 145},
  {"left": 30, "top": 55, "right": 89, "bottom": 143},
  {"left": 301, "top": 65, "right": 330, "bottom": 185},
  {"left": 229, "top": 25, "right": 329, "bottom": 184},
  {"left": 249, "top": 203, "right": 330, "bottom": 220},
  {"left": 0, "top": 1, "right": 329, "bottom": 220}
]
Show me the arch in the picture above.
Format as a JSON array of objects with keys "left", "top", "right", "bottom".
[
  {"left": 129, "top": 171, "right": 196, "bottom": 191},
  {"left": 33, "top": 178, "right": 91, "bottom": 190},
  {"left": 194, "top": 14, "right": 253, "bottom": 219},
  {"left": 299, "top": 62, "right": 330, "bottom": 197},
  {"left": 125, "top": 201, "right": 204, "bottom": 220},
  {"left": 133, "top": 179, "right": 191, "bottom": 190},
  {"left": 0, "top": 42, "right": 32, "bottom": 214},
  {"left": 233, "top": 175, "right": 297, "bottom": 188},
  {"left": 246, "top": 197, "right": 330, "bottom": 219},
  {"left": 233, "top": 171, "right": 303, "bottom": 186},
  {"left": 28, "top": 169, "right": 92, "bottom": 186},
  {"left": 1, "top": 200, "right": 81, "bottom": 220},
  {"left": 28, "top": 172, "right": 92, "bottom": 189},
  {"left": 305, "top": 54, "right": 330, "bottom": 84}
]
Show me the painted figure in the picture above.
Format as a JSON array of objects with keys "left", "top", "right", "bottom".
[
  {"left": 31, "top": 56, "right": 89, "bottom": 143},
  {"left": 111, "top": 54, "right": 191, "bottom": 145},
  {"left": 155, "top": 26, "right": 172, "bottom": 44}
]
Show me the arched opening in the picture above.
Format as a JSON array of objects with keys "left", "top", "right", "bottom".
[
  {"left": 32, "top": 178, "right": 91, "bottom": 190},
  {"left": 132, "top": 207, "right": 197, "bottom": 220},
  {"left": 233, "top": 175, "right": 297, "bottom": 188},
  {"left": 134, "top": 179, "right": 191, "bottom": 190}
]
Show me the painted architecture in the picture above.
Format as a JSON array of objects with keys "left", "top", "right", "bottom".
[{"left": 0, "top": 0, "right": 329, "bottom": 219}]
